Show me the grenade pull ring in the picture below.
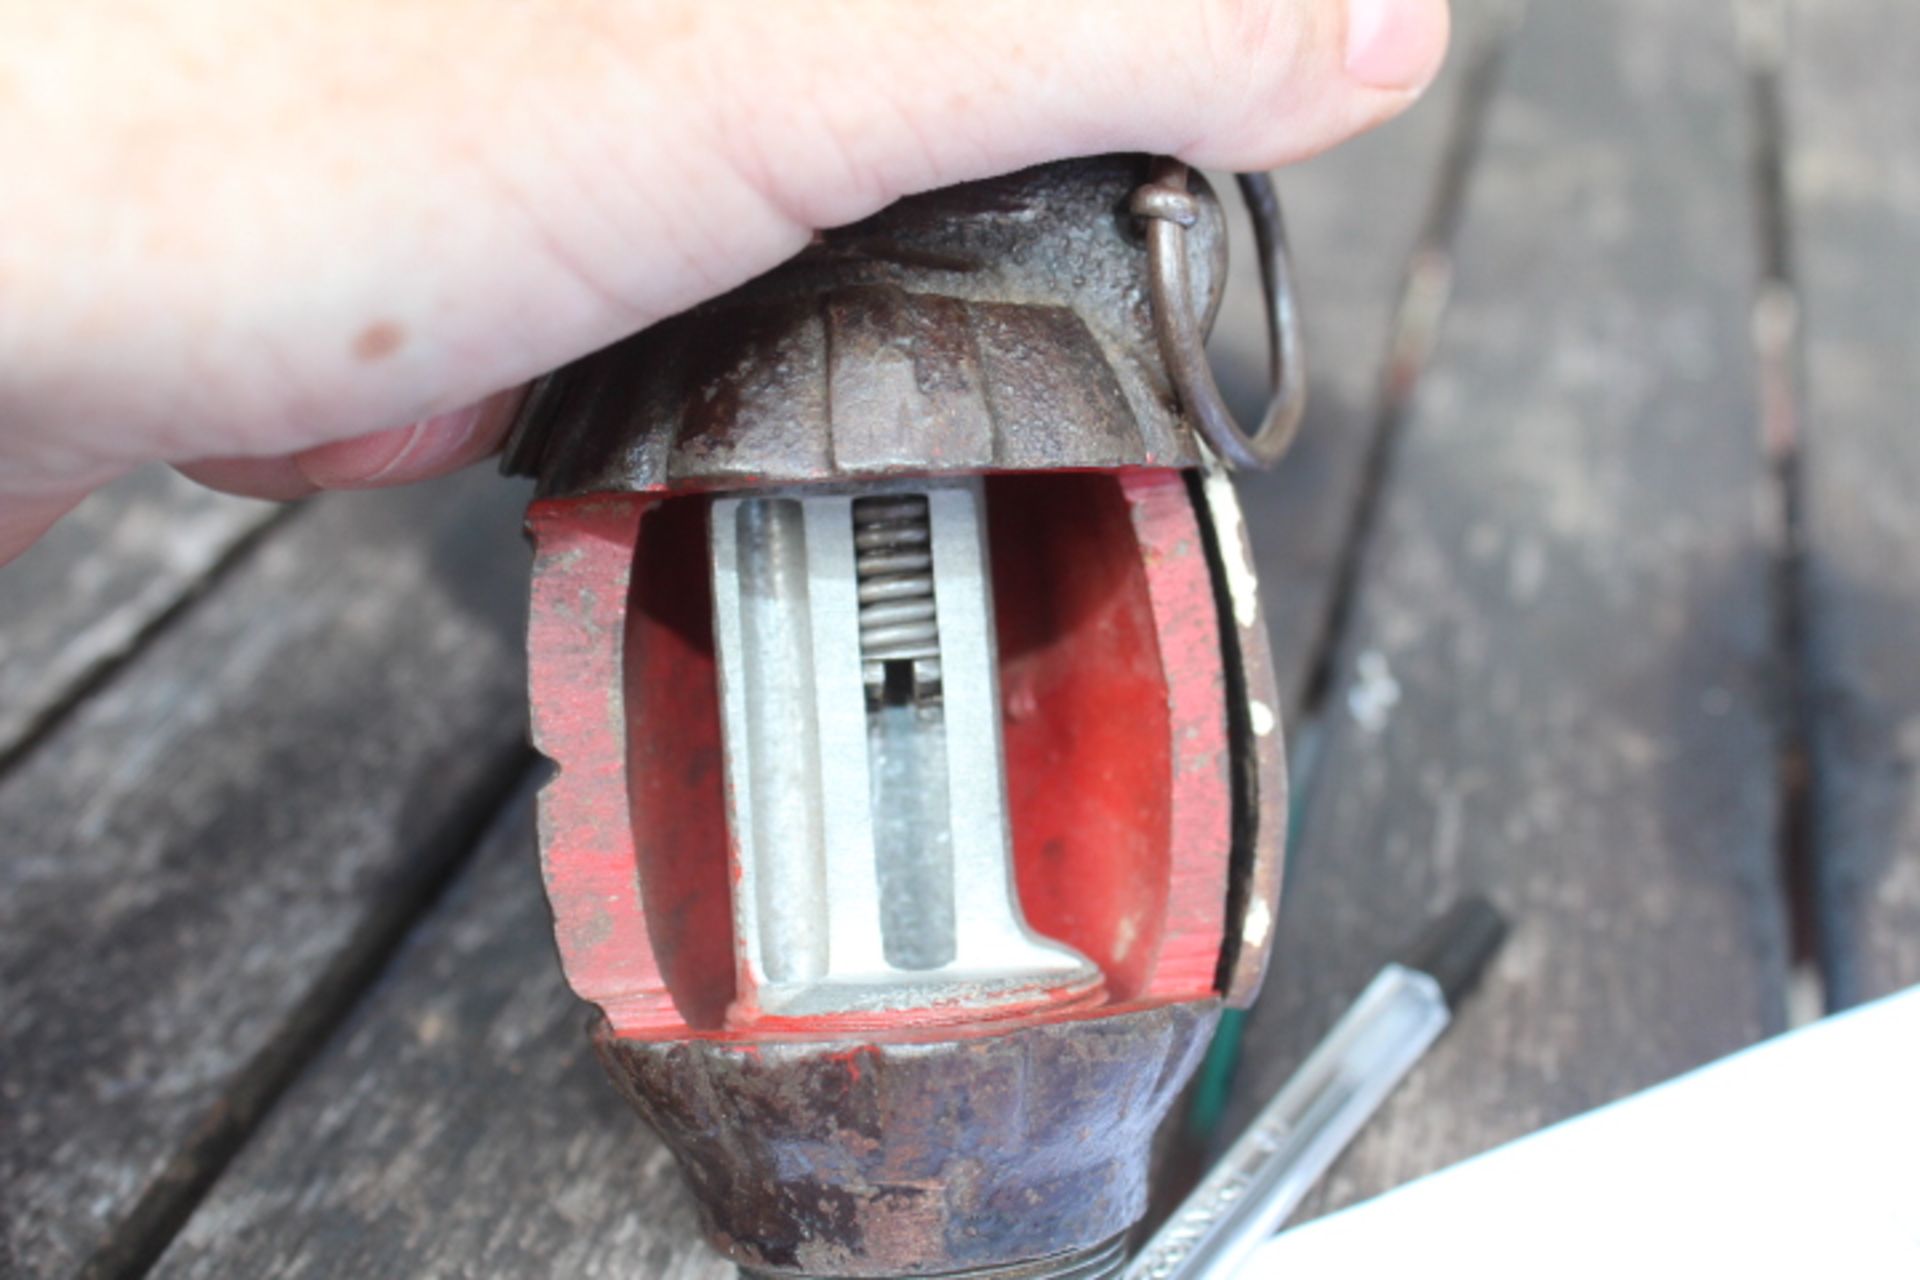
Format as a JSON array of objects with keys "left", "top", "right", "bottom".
[{"left": 1132, "top": 158, "right": 1308, "bottom": 471}]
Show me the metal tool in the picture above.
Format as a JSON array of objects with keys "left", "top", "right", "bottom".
[
  {"left": 1128, "top": 898, "right": 1509, "bottom": 1280},
  {"left": 505, "top": 154, "right": 1304, "bottom": 1278}
]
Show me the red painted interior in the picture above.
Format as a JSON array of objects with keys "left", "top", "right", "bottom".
[
  {"left": 529, "top": 470, "right": 1232, "bottom": 1041},
  {"left": 623, "top": 498, "right": 737, "bottom": 1029},
  {"left": 989, "top": 473, "right": 1175, "bottom": 1001}
]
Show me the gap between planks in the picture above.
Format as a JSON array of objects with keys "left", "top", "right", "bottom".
[
  {"left": 1288, "top": 0, "right": 1523, "bottom": 803},
  {"left": 0, "top": 470, "right": 539, "bottom": 1280},
  {"left": 1736, "top": 0, "right": 1822, "bottom": 1024},
  {"left": 0, "top": 497, "right": 295, "bottom": 783},
  {"left": 1227, "top": 0, "right": 1795, "bottom": 1214},
  {"left": 1771, "top": 0, "right": 1920, "bottom": 1007},
  {"left": 1284, "top": 0, "right": 1823, "bottom": 1039},
  {"left": 1145, "top": 0, "right": 1525, "bottom": 1225},
  {"left": 92, "top": 749, "right": 542, "bottom": 1280}
]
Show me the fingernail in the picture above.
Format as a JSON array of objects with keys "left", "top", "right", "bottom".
[{"left": 1346, "top": 0, "right": 1446, "bottom": 90}]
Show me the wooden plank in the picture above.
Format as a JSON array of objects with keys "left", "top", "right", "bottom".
[
  {"left": 0, "top": 469, "right": 531, "bottom": 1279},
  {"left": 1223, "top": 0, "right": 1790, "bottom": 1212},
  {"left": 148, "top": 785, "right": 728, "bottom": 1280},
  {"left": 0, "top": 467, "right": 277, "bottom": 764},
  {"left": 1792, "top": 0, "right": 1920, "bottom": 1005},
  {"left": 1212, "top": 0, "right": 1512, "bottom": 720}
]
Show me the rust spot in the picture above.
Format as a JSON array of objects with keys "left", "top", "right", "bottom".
[{"left": 351, "top": 321, "right": 405, "bottom": 362}]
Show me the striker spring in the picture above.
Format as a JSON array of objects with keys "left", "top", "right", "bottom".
[{"left": 853, "top": 493, "right": 942, "bottom": 703}]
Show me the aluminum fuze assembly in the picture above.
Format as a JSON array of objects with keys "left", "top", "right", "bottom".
[{"left": 503, "top": 155, "right": 1302, "bottom": 1278}]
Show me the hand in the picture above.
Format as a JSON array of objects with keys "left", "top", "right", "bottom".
[{"left": 0, "top": 0, "right": 1447, "bottom": 562}]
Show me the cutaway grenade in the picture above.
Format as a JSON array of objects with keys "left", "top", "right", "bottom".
[{"left": 503, "top": 155, "right": 1304, "bottom": 1279}]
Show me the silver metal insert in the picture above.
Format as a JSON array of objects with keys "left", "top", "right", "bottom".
[{"left": 710, "top": 480, "right": 1095, "bottom": 1017}]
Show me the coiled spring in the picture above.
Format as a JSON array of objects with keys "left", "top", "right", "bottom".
[{"left": 853, "top": 493, "right": 941, "bottom": 699}]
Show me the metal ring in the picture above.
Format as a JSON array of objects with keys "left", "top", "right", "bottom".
[{"left": 1130, "top": 158, "right": 1306, "bottom": 470}]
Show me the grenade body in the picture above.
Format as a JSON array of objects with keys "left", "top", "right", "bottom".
[{"left": 508, "top": 155, "right": 1289, "bottom": 1277}]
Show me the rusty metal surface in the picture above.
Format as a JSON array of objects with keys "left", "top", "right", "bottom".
[
  {"left": 594, "top": 1001, "right": 1220, "bottom": 1278},
  {"left": 746, "top": 1236, "right": 1129, "bottom": 1280},
  {"left": 503, "top": 156, "right": 1228, "bottom": 497}
]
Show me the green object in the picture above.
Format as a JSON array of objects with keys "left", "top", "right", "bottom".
[{"left": 1185, "top": 1007, "right": 1247, "bottom": 1138}]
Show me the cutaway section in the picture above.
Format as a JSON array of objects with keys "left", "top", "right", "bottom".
[{"left": 530, "top": 468, "right": 1248, "bottom": 1041}]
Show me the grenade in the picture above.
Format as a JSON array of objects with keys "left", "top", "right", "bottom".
[{"left": 504, "top": 153, "right": 1303, "bottom": 1278}]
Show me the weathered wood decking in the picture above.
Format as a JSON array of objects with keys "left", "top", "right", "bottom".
[{"left": 3, "top": 2, "right": 1914, "bottom": 1275}]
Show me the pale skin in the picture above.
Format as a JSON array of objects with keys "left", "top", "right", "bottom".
[{"left": 0, "top": 0, "right": 1448, "bottom": 563}]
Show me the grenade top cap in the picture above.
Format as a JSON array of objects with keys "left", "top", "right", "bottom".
[{"left": 502, "top": 154, "right": 1230, "bottom": 498}]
